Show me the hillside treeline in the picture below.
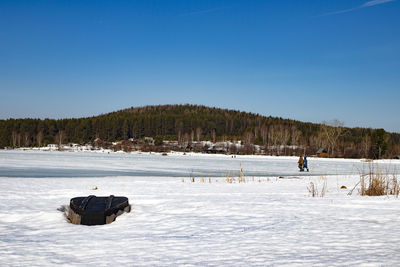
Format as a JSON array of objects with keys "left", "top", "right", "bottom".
[{"left": 1, "top": 104, "right": 399, "bottom": 159}]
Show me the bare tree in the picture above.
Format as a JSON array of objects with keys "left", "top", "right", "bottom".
[
  {"left": 242, "top": 130, "right": 255, "bottom": 154},
  {"left": 211, "top": 129, "right": 216, "bottom": 143},
  {"left": 195, "top": 126, "right": 202, "bottom": 142},
  {"left": 177, "top": 129, "right": 183, "bottom": 145},
  {"left": 269, "top": 125, "right": 281, "bottom": 155},
  {"left": 254, "top": 127, "right": 259, "bottom": 140},
  {"left": 11, "top": 131, "right": 18, "bottom": 147},
  {"left": 190, "top": 129, "right": 194, "bottom": 143},
  {"left": 260, "top": 124, "right": 268, "bottom": 145},
  {"left": 55, "top": 130, "right": 65, "bottom": 148},
  {"left": 175, "top": 120, "right": 184, "bottom": 145},
  {"left": 243, "top": 130, "right": 254, "bottom": 145},
  {"left": 320, "top": 120, "right": 345, "bottom": 157},
  {"left": 17, "top": 133, "right": 21, "bottom": 147},
  {"left": 316, "top": 131, "right": 328, "bottom": 149},
  {"left": 361, "top": 135, "right": 371, "bottom": 158},
  {"left": 309, "top": 134, "right": 322, "bottom": 154},
  {"left": 276, "top": 125, "right": 290, "bottom": 155},
  {"left": 290, "top": 126, "right": 301, "bottom": 146},
  {"left": 36, "top": 131, "right": 43, "bottom": 147},
  {"left": 23, "top": 132, "right": 30, "bottom": 147}
]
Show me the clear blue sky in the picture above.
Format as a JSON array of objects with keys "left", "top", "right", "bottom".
[{"left": 1, "top": 0, "right": 399, "bottom": 132}]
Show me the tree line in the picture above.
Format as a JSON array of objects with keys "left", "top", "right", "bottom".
[{"left": 1, "top": 104, "right": 399, "bottom": 159}]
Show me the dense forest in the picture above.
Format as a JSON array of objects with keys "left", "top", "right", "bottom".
[{"left": 1, "top": 104, "right": 399, "bottom": 159}]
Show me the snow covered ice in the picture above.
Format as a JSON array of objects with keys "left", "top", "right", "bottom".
[{"left": 0, "top": 150, "right": 400, "bottom": 266}]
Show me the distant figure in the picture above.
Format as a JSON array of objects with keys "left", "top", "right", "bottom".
[
  {"left": 303, "top": 156, "right": 309, "bottom": 172},
  {"left": 298, "top": 156, "right": 304, "bottom": 171}
]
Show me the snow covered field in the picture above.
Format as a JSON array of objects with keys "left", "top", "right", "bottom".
[{"left": 0, "top": 150, "right": 399, "bottom": 266}]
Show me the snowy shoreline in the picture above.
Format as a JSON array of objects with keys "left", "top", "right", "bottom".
[{"left": 0, "top": 147, "right": 400, "bottom": 164}]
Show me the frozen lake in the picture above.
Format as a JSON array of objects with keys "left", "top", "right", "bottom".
[
  {"left": 0, "top": 150, "right": 399, "bottom": 266},
  {"left": 1, "top": 150, "right": 397, "bottom": 178}
]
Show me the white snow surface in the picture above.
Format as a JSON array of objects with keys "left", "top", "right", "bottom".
[{"left": 0, "top": 150, "right": 400, "bottom": 266}]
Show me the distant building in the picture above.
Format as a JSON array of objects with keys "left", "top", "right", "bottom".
[{"left": 316, "top": 148, "right": 328, "bottom": 157}]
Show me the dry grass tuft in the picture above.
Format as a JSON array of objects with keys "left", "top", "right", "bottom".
[
  {"left": 350, "top": 164, "right": 399, "bottom": 197},
  {"left": 361, "top": 165, "right": 399, "bottom": 196},
  {"left": 308, "top": 176, "right": 327, "bottom": 197}
]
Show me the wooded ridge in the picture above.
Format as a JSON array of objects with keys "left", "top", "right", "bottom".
[{"left": 1, "top": 104, "right": 399, "bottom": 158}]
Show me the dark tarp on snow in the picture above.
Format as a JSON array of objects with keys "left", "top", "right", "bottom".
[{"left": 69, "top": 195, "right": 130, "bottom": 225}]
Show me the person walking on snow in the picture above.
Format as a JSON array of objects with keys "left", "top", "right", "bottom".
[
  {"left": 298, "top": 156, "right": 304, "bottom": 171},
  {"left": 303, "top": 156, "right": 309, "bottom": 172}
]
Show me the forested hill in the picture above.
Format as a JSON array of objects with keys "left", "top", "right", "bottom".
[{"left": 1, "top": 104, "right": 399, "bottom": 158}]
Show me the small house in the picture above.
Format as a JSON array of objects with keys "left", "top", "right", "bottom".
[{"left": 316, "top": 148, "right": 328, "bottom": 157}]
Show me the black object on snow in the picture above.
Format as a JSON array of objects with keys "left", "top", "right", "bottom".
[{"left": 69, "top": 195, "right": 130, "bottom": 225}]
